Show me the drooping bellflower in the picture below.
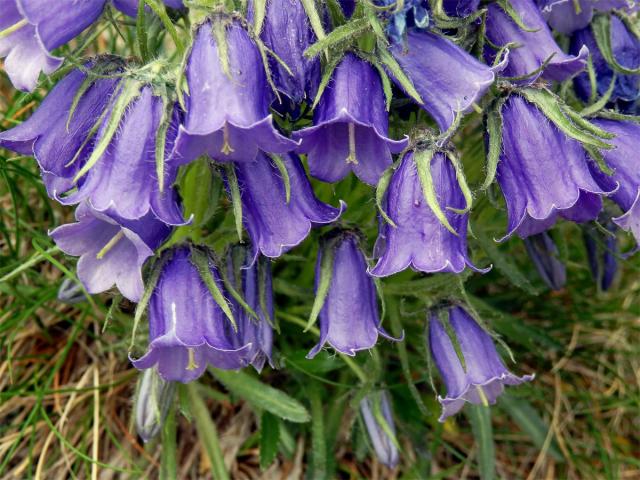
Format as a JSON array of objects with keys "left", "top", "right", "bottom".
[
  {"left": 307, "top": 231, "right": 397, "bottom": 358},
  {"left": 428, "top": 306, "right": 534, "bottom": 421},
  {"left": 231, "top": 152, "right": 345, "bottom": 260},
  {"left": 537, "top": 0, "right": 630, "bottom": 34},
  {"left": 172, "top": 19, "right": 297, "bottom": 165},
  {"left": 583, "top": 220, "right": 618, "bottom": 291},
  {"left": 131, "top": 247, "right": 253, "bottom": 383},
  {"left": 485, "top": 0, "right": 588, "bottom": 83},
  {"left": 49, "top": 202, "right": 171, "bottom": 302},
  {"left": 292, "top": 53, "right": 408, "bottom": 185},
  {"left": 523, "top": 232, "right": 567, "bottom": 290},
  {"left": 359, "top": 391, "right": 399, "bottom": 469},
  {"left": 370, "top": 150, "right": 485, "bottom": 277},
  {"left": 495, "top": 95, "right": 610, "bottom": 240}
]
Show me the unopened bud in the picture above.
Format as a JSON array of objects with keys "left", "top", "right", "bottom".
[
  {"left": 359, "top": 390, "right": 400, "bottom": 469},
  {"left": 134, "top": 368, "right": 176, "bottom": 443}
]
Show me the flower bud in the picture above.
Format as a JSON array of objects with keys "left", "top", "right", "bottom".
[
  {"left": 134, "top": 368, "right": 176, "bottom": 443},
  {"left": 359, "top": 391, "right": 399, "bottom": 469}
]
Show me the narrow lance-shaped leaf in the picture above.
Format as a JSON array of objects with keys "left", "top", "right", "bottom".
[
  {"left": 260, "top": 411, "right": 280, "bottom": 470},
  {"left": 467, "top": 404, "right": 496, "bottom": 480}
]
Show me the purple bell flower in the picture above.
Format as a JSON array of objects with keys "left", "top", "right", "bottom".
[
  {"left": 359, "top": 391, "right": 399, "bottom": 469},
  {"left": 390, "top": 30, "right": 498, "bottom": 132},
  {"left": 0, "top": 0, "right": 106, "bottom": 91},
  {"left": 428, "top": 306, "right": 534, "bottom": 421},
  {"left": 370, "top": 150, "right": 485, "bottom": 277},
  {"left": 588, "top": 119, "right": 640, "bottom": 244},
  {"left": 226, "top": 245, "right": 275, "bottom": 372},
  {"left": 292, "top": 53, "right": 408, "bottom": 185},
  {"left": 495, "top": 95, "right": 610, "bottom": 240},
  {"left": 172, "top": 20, "right": 297, "bottom": 166},
  {"left": 252, "top": 0, "right": 320, "bottom": 105},
  {"left": 486, "top": 0, "right": 588, "bottom": 83},
  {"left": 571, "top": 15, "right": 640, "bottom": 107},
  {"left": 442, "top": 0, "right": 480, "bottom": 17},
  {"left": 112, "top": 0, "right": 183, "bottom": 17},
  {"left": 538, "top": 0, "right": 630, "bottom": 35},
  {"left": 307, "top": 231, "right": 397, "bottom": 358},
  {"left": 131, "top": 246, "right": 253, "bottom": 383},
  {"left": 524, "top": 232, "right": 567, "bottom": 291},
  {"left": 49, "top": 202, "right": 171, "bottom": 302},
  {"left": 231, "top": 152, "right": 345, "bottom": 260},
  {"left": 583, "top": 220, "right": 618, "bottom": 291}
]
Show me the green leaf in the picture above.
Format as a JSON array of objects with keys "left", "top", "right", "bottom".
[
  {"left": 260, "top": 411, "right": 280, "bottom": 470},
  {"left": 305, "top": 243, "right": 334, "bottom": 332},
  {"left": 309, "top": 384, "right": 328, "bottom": 479},
  {"left": 414, "top": 149, "right": 457, "bottom": 235},
  {"left": 224, "top": 163, "right": 244, "bottom": 242},
  {"left": 592, "top": 14, "right": 640, "bottom": 75},
  {"left": 482, "top": 97, "right": 506, "bottom": 191},
  {"left": 499, "top": 394, "right": 564, "bottom": 462},
  {"left": 211, "top": 369, "right": 311, "bottom": 423},
  {"left": 467, "top": 404, "right": 496, "bottom": 480},
  {"left": 160, "top": 407, "right": 177, "bottom": 480},
  {"left": 377, "top": 47, "right": 423, "bottom": 104},
  {"left": 186, "top": 383, "right": 230, "bottom": 480}
]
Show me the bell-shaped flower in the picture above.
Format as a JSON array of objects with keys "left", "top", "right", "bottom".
[
  {"left": 292, "top": 53, "right": 408, "bottom": 185},
  {"left": 537, "top": 0, "right": 630, "bottom": 34},
  {"left": 390, "top": 30, "right": 498, "bottom": 132},
  {"left": 49, "top": 202, "right": 171, "bottom": 302},
  {"left": 251, "top": 0, "right": 320, "bottom": 105},
  {"left": 131, "top": 246, "right": 253, "bottom": 383},
  {"left": 571, "top": 15, "right": 640, "bottom": 108},
  {"left": 495, "top": 95, "right": 610, "bottom": 240},
  {"left": 229, "top": 152, "right": 344, "bottom": 260},
  {"left": 583, "top": 220, "right": 618, "bottom": 291},
  {"left": 523, "top": 232, "right": 566, "bottom": 290},
  {"left": 486, "top": 0, "right": 588, "bottom": 83},
  {"left": 370, "top": 150, "right": 485, "bottom": 277},
  {"left": 134, "top": 368, "right": 176, "bottom": 443},
  {"left": 307, "top": 231, "right": 397, "bottom": 358},
  {"left": 588, "top": 119, "right": 640, "bottom": 244},
  {"left": 359, "top": 391, "right": 400, "bottom": 469},
  {"left": 428, "top": 305, "right": 534, "bottom": 421},
  {"left": 226, "top": 245, "right": 275, "bottom": 372},
  {"left": 0, "top": 0, "right": 106, "bottom": 91},
  {"left": 172, "top": 19, "right": 297, "bottom": 165}
]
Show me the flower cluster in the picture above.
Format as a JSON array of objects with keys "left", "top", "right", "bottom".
[{"left": 1, "top": 0, "right": 639, "bottom": 460}]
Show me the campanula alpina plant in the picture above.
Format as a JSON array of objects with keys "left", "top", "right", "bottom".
[
  {"left": 524, "top": 232, "right": 567, "bottom": 290},
  {"left": 49, "top": 202, "right": 171, "bottom": 302},
  {"left": 428, "top": 305, "right": 535, "bottom": 421},
  {"left": 359, "top": 390, "right": 400, "bottom": 469},
  {"left": 292, "top": 53, "right": 408, "bottom": 185}
]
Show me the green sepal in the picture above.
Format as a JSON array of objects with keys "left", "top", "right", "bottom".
[
  {"left": 375, "top": 162, "right": 397, "bottom": 227},
  {"left": 211, "top": 19, "right": 231, "bottom": 78},
  {"left": 580, "top": 70, "right": 617, "bottom": 117},
  {"left": 144, "top": 0, "right": 185, "bottom": 57},
  {"left": 370, "top": 391, "right": 402, "bottom": 452},
  {"left": 445, "top": 152, "right": 473, "bottom": 215},
  {"left": 301, "top": 0, "right": 327, "bottom": 44},
  {"left": 66, "top": 75, "right": 95, "bottom": 131},
  {"left": 137, "top": 0, "right": 150, "bottom": 62},
  {"left": 414, "top": 149, "right": 458, "bottom": 235},
  {"left": 252, "top": 0, "right": 267, "bottom": 34},
  {"left": 311, "top": 55, "right": 341, "bottom": 109},
  {"left": 376, "top": 46, "right": 424, "bottom": 104},
  {"left": 370, "top": 59, "right": 393, "bottom": 111},
  {"left": 155, "top": 95, "right": 173, "bottom": 193},
  {"left": 496, "top": 0, "right": 539, "bottom": 32},
  {"left": 500, "top": 52, "right": 556, "bottom": 83},
  {"left": 304, "top": 240, "right": 335, "bottom": 332},
  {"left": 190, "top": 247, "right": 238, "bottom": 332},
  {"left": 224, "top": 163, "right": 244, "bottom": 242},
  {"left": 73, "top": 80, "right": 143, "bottom": 183},
  {"left": 304, "top": 18, "right": 370, "bottom": 58},
  {"left": 268, "top": 153, "right": 291, "bottom": 204},
  {"left": 482, "top": 96, "right": 506, "bottom": 191},
  {"left": 592, "top": 14, "right": 640, "bottom": 75}
]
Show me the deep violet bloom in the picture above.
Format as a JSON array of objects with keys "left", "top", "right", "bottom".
[
  {"left": 375, "top": 0, "right": 429, "bottom": 43},
  {"left": 226, "top": 245, "right": 275, "bottom": 372},
  {"left": 485, "top": 0, "right": 588, "bottom": 83},
  {"left": 495, "top": 95, "right": 611, "bottom": 240},
  {"left": 588, "top": 119, "right": 640, "bottom": 244},
  {"left": 307, "top": 232, "right": 397, "bottom": 358},
  {"left": 254, "top": 0, "right": 320, "bottom": 105},
  {"left": 131, "top": 247, "right": 253, "bottom": 383},
  {"left": 583, "top": 221, "right": 618, "bottom": 291},
  {"left": 442, "top": 0, "right": 480, "bottom": 17},
  {"left": 571, "top": 15, "right": 640, "bottom": 106},
  {"left": 538, "top": 0, "right": 630, "bottom": 35},
  {"left": 231, "top": 152, "right": 345, "bottom": 260},
  {"left": 359, "top": 391, "right": 399, "bottom": 469},
  {"left": 390, "top": 31, "right": 499, "bottom": 132},
  {"left": 134, "top": 368, "right": 176, "bottom": 443},
  {"left": 172, "top": 20, "right": 297, "bottom": 165},
  {"left": 428, "top": 306, "right": 534, "bottom": 421},
  {"left": 0, "top": 0, "right": 105, "bottom": 91},
  {"left": 370, "top": 150, "right": 485, "bottom": 277},
  {"left": 523, "top": 232, "right": 567, "bottom": 290},
  {"left": 112, "top": 0, "right": 183, "bottom": 17},
  {"left": 49, "top": 202, "right": 171, "bottom": 302},
  {"left": 292, "top": 54, "right": 408, "bottom": 185}
]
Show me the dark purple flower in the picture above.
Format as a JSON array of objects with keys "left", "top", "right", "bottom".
[
  {"left": 292, "top": 53, "right": 407, "bottom": 185},
  {"left": 524, "top": 232, "right": 566, "bottom": 290},
  {"left": 359, "top": 391, "right": 399, "bottom": 469},
  {"left": 253, "top": 0, "right": 320, "bottom": 105},
  {"left": 428, "top": 305, "right": 534, "bottom": 421},
  {"left": 134, "top": 368, "right": 176, "bottom": 443},
  {"left": 131, "top": 247, "right": 253, "bottom": 383},
  {"left": 307, "top": 232, "right": 396, "bottom": 358},
  {"left": 485, "top": 0, "right": 588, "bottom": 83},
  {"left": 571, "top": 15, "right": 640, "bottom": 106},
  {"left": 442, "top": 0, "right": 480, "bottom": 17},
  {"left": 374, "top": 0, "right": 429, "bottom": 43},
  {"left": 49, "top": 202, "right": 171, "bottom": 302},
  {"left": 583, "top": 220, "right": 618, "bottom": 291},
  {"left": 538, "top": 0, "right": 630, "bottom": 34},
  {"left": 589, "top": 119, "right": 640, "bottom": 244},
  {"left": 231, "top": 152, "right": 345, "bottom": 260},
  {"left": 338, "top": 0, "right": 356, "bottom": 18},
  {"left": 390, "top": 31, "right": 498, "bottom": 132},
  {"left": 0, "top": 0, "right": 106, "bottom": 91},
  {"left": 172, "top": 20, "right": 297, "bottom": 165},
  {"left": 495, "top": 95, "right": 610, "bottom": 240},
  {"left": 112, "top": 0, "right": 183, "bottom": 17},
  {"left": 226, "top": 245, "right": 275, "bottom": 372},
  {"left": 370, "top": 150, "right": 485, "bottom": 276}
]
